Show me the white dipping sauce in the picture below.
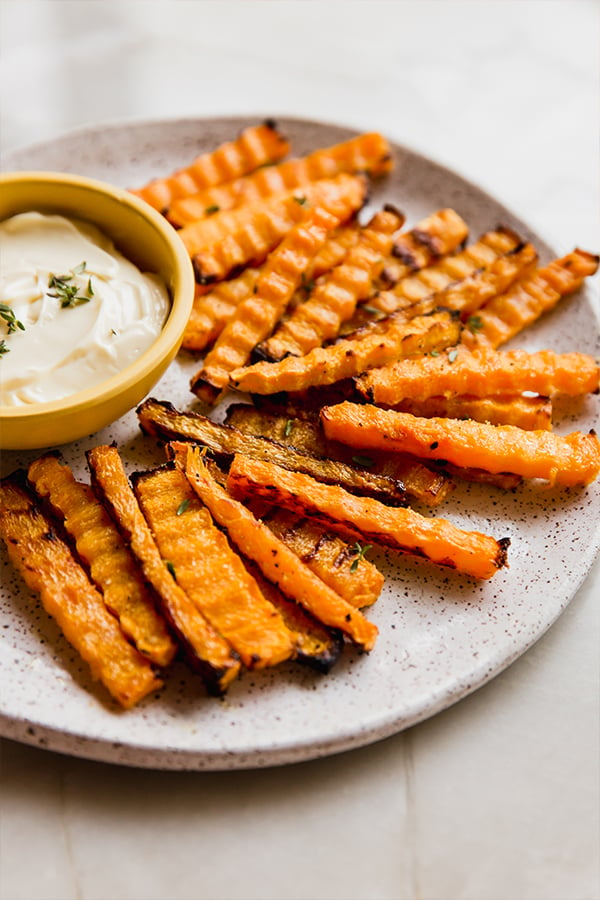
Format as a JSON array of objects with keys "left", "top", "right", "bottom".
[{"left": 0, "top": 212, "right": 170, "bottom": 407}]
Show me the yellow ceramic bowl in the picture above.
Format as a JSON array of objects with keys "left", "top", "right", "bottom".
[{"left": 0, "top": 171, "right": 194, "bottom": 450}]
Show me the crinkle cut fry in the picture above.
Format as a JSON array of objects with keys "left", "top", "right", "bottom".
[
  {"left": 130, "top": 121, "right": 290, "bottom": 212},
  {"left": 320, "top": 402, "right": 600, "bottom": 488},
  {"left": 181, "top": 269, "right": 260, "bottom": 352},
  {"left": 258, "top": 206, "right": 405, "bottom": 360},
  {"left": 460, "top": 249, "right": 600, "bottom": 350},
  {"left": 0, "top": 471, "right": 161, "bottom": 709},
  {"left": 356, "top": 347, "right": 600, "bottom": 406},
  {"left": 27, "top": 454, "right": 176, "bottom": 667},
  {"left": 342, "top": 226, "right": 524, "bottom": 334},
  {"left": 86, "top": 444, "right": 241, "bottom": 695},
  {"left": 180, "top": 173, "right": 367, "bottom": 284},
  {"left": 229, "top": 309, "right": 462, "bottom": 395},
  {"left": 191, "top": 206, "right": 342, "bottom": 405},
  {"left": 132, "top": 464, "right": 295, "bottom": 669},
  {"left": 167, "top": 132, "right": 392, "bottom": 226},
  {"left": 226, "top": 454, "right": 510, "bottom": 581},
  {"left": 180, "top": 445, "right": 379, "bottom": 650},
  {"left": 223, "top": 402, "right": 455, "bottom": 508}
]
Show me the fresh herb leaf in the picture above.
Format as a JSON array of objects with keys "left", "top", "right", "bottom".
[
  {"left": 350, "top": 542, "right": 373, "bottom": 573},
  {"left": 166, "top": 560, "right": 177, "bottom": 580},
  {"left": 86, "top": 277, "right": 94, "bottom": 298},
  {"left": 176, "top": 498, "right": 190, "bottom": 516},
  {"left": 467, "top": 314, "right": 484, "bottom": 333},
  {"left": 0, "top": 339, "right": 9, "bottom": 357},
  {"left": 294, "top": 195, "right": 307, "bottom": 206},
  {"left": 47, "top": 263, "right": 92, "bottom": 308},
  {"left": 351, "top": 454, "right": 374, "bottom": 468},
  {"left": 430, "top": 349, "right": 440, "bottom": 357},
  {"left": 447, "top": 348, "right": 459, "bottom": 363},
  {"left": 284, "top": 419, "right": 293, "bottom": 438},
  {"left": 0, "top": 302, "right": 25, "bottom": 334},
  {"left": 300, "top": 272, "right": 315, "bottom": 294},
  {"left": 362, "top": 305, "right": 385, "bottom": 317},
  {"left": 205, "top": 205, "right": 220, "bottom": 215}
]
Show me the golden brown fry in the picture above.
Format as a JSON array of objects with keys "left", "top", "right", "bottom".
[
  {"left": 132, "top": 464, "right": 295, "bottom": 669},
  {"left": 181, "top": 270, "right": 260, "bottom": 353},
  {"left": 229, "top": 309, "right": 461, "bottom": 395},
  {"left": 0, "top": 472, "right": 162, "bottom": 708},
  {"left": 226, "top": 454, "right": 510, "bottom": 581},
  {"left": 167, "top": 132, "right": 392, "bottom": 226},
  {"left": 320, "top": 402, "right": 600, "bottom": 488},
  {"left": 86, "top": 445, "right": 241, "bottom": 695},
  {"left": 131, "top": 121, "right": 290, "bottom": 211},
  {"left": 27, "top": 454, "right": 176, "bottom": 667},
  {"left": 382, "top": 394, "right": 553, "bottom": 430}
]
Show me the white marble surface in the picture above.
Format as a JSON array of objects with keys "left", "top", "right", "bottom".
[{"left": 0, "top": 2, "right": 598, "bottom": 899}]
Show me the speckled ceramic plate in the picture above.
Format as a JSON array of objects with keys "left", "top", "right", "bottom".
[{"left": 1, "top": 117, "right": 599, "bottom": 770}]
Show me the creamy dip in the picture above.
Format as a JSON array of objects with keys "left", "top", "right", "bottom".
[{"left": 0, "top": 212, "right": 170, "bottom": 407}]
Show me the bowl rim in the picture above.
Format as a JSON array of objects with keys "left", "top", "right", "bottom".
[{"left": 0, "top": 169, "right": 194, "bottom": 419}]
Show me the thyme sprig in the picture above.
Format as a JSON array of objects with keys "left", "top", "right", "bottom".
[
  {"left": 47, "top": 262, "right": 94, "bottom": 308},
  {"left": 350, "top": 542, "right": 373, "bottom": 573},
  {"left": 0, "top": 302, "right": 25, "bottom": 335}
]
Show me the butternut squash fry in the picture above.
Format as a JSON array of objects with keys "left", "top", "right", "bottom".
[
  {"left": 180, "top": 173, "right": 367, "bottom": 283},
  {"left": 86, "top": 445, "right": 241, "bottom": 695},
  {"left": 179, "top": 446, "right": 379, "bottom": 650},
  {"left": 229, "top": 309, "right": 462, "bottom": 395},
  {"left": 320, "top": 402, "right": 600, "bottom": 488},
  {"left": 191, "top": 206, "right": 342, "bottom": 403},
  {"left": 136, "top": 399, "right": 411, "bottom": 504},
  {"left": 131, "top": 121, "right": 290, "bottom": 212},
  {"left": 226, "top": 455, "right": 510, "bottom": 581},
  {"left": 132, "top": 464, "right": 295, "bottom": 669},
  {"left": 27, "top": 454, "right": 176, "bottom": 667},
  {"left": 224, "top": 403, "right": 455, "bottom": 507},
  {"left": 0, "top": 472, "right": 161, "bottom": 708},
  {"left": 357, "top": 347, "right": 599, "bottom": 405},
  {"left": 460, "top": 249, "right": 600, "bottom": 350},
  {"left": 382, "top": 394, "right": 553, "bottom": 431},
  {"left": 257, "top": 207, "right": 405, "bottom": 360},
  {"left": 167, "top": 132, "right": 392, "bottom": 226}
]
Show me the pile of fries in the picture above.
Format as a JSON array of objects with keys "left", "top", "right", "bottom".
[{"left": 2, "top": 120, "right": 599, "bottom": 709}]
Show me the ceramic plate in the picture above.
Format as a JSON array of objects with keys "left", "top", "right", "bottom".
[{"left": 1, "top": 117, "right": 599, "bottom": 770}]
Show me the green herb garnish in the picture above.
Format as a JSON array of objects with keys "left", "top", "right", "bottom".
[
  {"left": 166, "top": 560, "right": 177, "bottom": 580},
  {"left": 447, "top": 348, "right": 459, "bottom": 363},
  {"left": 362, "top": 305, "right": 385, "bottom": 317},
  {"left": 284, "top": 419, "right": 293, "bottom": 438},
  {"left": 0, "top": 340, "right": 9, "bottom": 357},
  {"left": 466, "top": 315, "right": 484, "bottom": 333},
  {"left": 0, "top": 302, "right": 25, "bottom": 335},
  {"left": 430, "top": 349, "right": 440, "bottom": 357},
  {"left": 205, "top": 205, "right": 220, "bottom": 215},
  {"left": 176, "top": 499, "right": 190, "bottom": 516},
  {"left": 351, "top": 454, "right": 374, "bottom": 468},
  {"left": 350, "top": 542, "right": 373, "bottom": 573},
  {"left": 300, "top": 272, "right": 315, "bottom": 294},
  {"left": 294, "top": 195, "right": 307, "bottom": 206},
  {"left": 47, "top": 262, "right": 93, "bottom": 308}
]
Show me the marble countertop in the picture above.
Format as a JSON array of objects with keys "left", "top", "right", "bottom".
[{"left": 0, "top": 2, "right": 598, "bottom": 899}]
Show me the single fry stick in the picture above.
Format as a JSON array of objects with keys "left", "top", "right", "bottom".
[
  {"left": 180, "top": 173, "right": 366, "bottom": 283},
  {"left": 132, "top": 464, "right": 295, "bottom": 669},
  {"left": 191, "top": 206, "right": 342, "bottom": 403},
  {"left": 356, "top": 347, "right": 600, "bottom": 405},
  {"left": 86, "top": 445, "right": 241, "bottom": 695},
  {"left": 258, "top": 206, "right": 404, "bottom": 360},
  {"left": 226, "top": 454, "right": 510, "bottom": 581},
  {"left": 0, "top": 472, "right": 161, "bottom": 708},
  {"left": 130, "top": 121, "right": 290, "bottom": 211},
  {"left": 181, "top": 270, "right": 260, "bottom": 352},
  {"left": 460, "top": 250, "right": 600, "bottom": 350},
  {"left": 27, "top": 454, "right": 176, "bottom": 667},
  {"left": 229, "top": 309, "right": 461, "bottom": 395},
  {"left": 167, "top": 131, "right": 392, "bottom": 226},
  {"left": 320, "top": 402, "right": 600, "bottom": 488},
  {"left": 179, "top": 446, "right": 379, "bottom": 650}
]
